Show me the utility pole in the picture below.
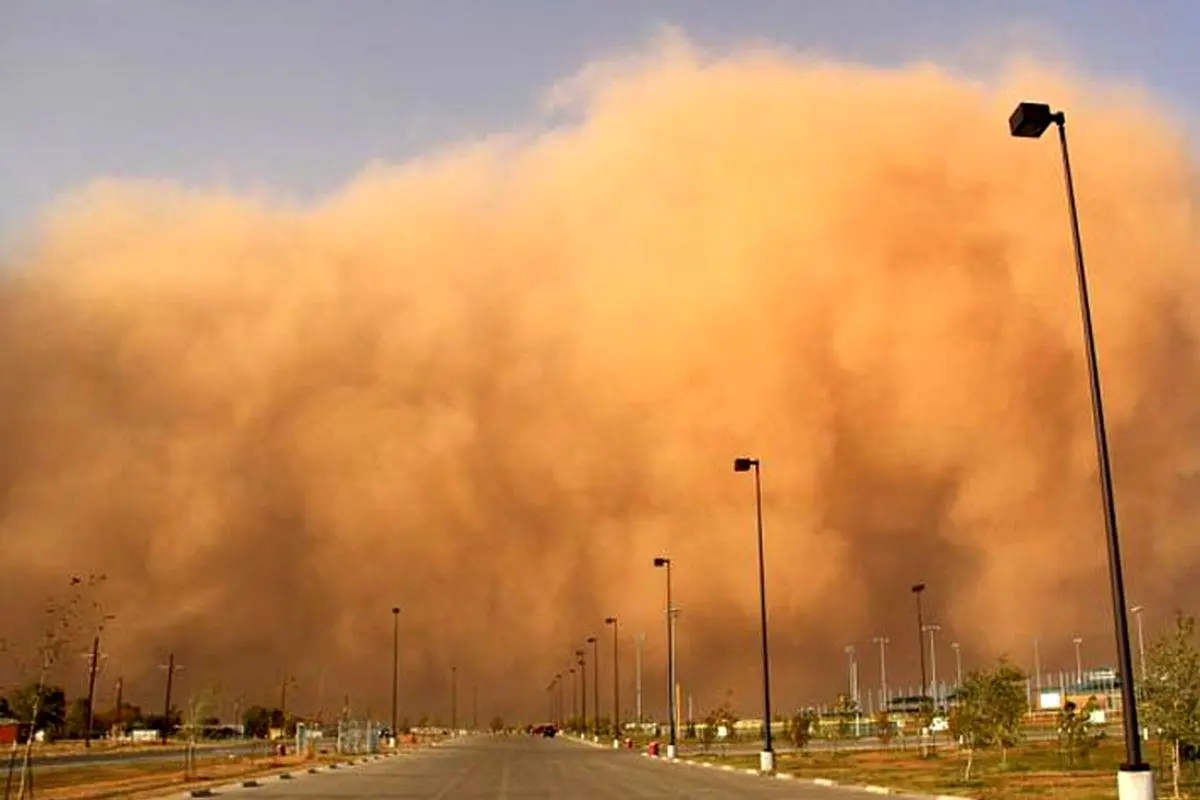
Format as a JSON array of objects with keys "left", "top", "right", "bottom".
[
  {"left": 472, "top": 683, "right": 478, "bottom": 731},
  {"left": 951, "top": 642, "right": 963, "bottom": 687},
  {"left": 158, "top": 654, "right": 184, "bottom": 744},
  {"left": 83, "top": 636, "right": 101, "bottom": 748},
  {"left": 114, "top": 678, "right": 124, "bottom": 738}
]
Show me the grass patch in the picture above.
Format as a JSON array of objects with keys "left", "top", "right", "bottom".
[
  {"left": 685, "top": 738, "right": 1200, "bottom": 799},
  {"left": 1, "top": 749, "right": 351, "bottom": 799}
]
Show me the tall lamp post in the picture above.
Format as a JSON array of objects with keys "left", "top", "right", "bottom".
[
  {"left": 587, "top": 636, "right": 599, "bottom": 737},
  {"left": 652, "top": 556, "right": 677, "bottom": 758},
  {"left": 450, "top": 665, "right": 457, "bottom": 732},
  {"left": 605, "top": 617, "right": 621, "bottom": 743},
  {"left": 569, "top": 668, "right": 577, "bottom": 721},
  {"left": 1009, "top": 100, "right": 1151, "bottom": 800},
  {"left": 576, "top": 648, "right": 587, "bottom": 736},
  {"left": 391, "top": 607, "right": 400, "bottom": 744},
  {"left": 734, "top": 456, "right": 775, "bottom": 774}
]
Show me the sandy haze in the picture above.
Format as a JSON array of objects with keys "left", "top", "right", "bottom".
[{"left": 1, "top": 36, "right": 1198, "bottom": 724}]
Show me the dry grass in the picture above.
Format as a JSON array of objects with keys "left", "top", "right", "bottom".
[
  {"left": 14, "top": 740, "right": 234, "bottom": 761},
  {"left": 687, "top": 738, "right": 1200, "bottom": 799},
  {"left": 2, "top": 747, "right": 381, "bottom": 799}
]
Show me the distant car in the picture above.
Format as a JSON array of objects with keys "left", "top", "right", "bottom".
[{"left": 530, "top": 724, "right": 557, "bottom": 738}]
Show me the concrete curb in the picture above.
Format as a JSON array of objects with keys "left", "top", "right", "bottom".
[
  {"left": 636, "top": 753, "right": 977, "bottom": 799},
  {"left": 171, "top": 754, "right": 389, "bottom": 797}
]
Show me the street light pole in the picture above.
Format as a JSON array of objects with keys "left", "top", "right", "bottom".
[
  {"left": 569, "top": 668, "right": 577, "bottom": 721},
  {"left": 576, "top": 649, "right": 587, "bottom": 736},
  {"left": 1009, "top": 101, "right": 1152, "bottom": 799},
  {"left": 450, "top": 666, "right": 457, "bottom": 731},
  {"left": 587, "top": 636, "right": 599, "bottom": 737},
  {"left": 951, "top": 642, "right": 963, "bottom": 688},
  {"left": 605, "top": 617, "right": 621, "bottom": 743},
  {"left": 734, "top": 456, "right": 775, "bottom": 773},
  {"left": 391, "top": 607, "right": 400, "bottom": 744},
  {"left": 556, "top": 673, "right": 564, "bottom": 728},
  {"left": 652, "top": 557, "right": 677, "bottom": 758}
]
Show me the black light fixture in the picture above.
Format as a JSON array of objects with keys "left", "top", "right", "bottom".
[{"left": 1008, "top": 101, "right": 1061, "bottom": 138}]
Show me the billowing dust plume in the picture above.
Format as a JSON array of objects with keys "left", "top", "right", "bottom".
[{"left": 2, "top": 38, "right": 1199, "bottom": 723}]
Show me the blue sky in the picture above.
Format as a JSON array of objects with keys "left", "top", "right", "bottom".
[{"left": 2, "top": 0, "right": 1197, "bottom": 247}]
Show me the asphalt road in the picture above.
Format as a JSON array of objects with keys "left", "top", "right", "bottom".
[{"left": 190, "top": 734, "right": 936, "bottom": 799}]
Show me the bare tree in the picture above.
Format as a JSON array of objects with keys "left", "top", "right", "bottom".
[{"left": 5, "top": 574, "right": 108, "bottom": 800}]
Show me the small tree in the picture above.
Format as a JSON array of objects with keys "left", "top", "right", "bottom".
[
  {"left": 706, "top": 698, "right": 738, "bottom": 752},
  {"left": 948, "top": 659, "right": 1029, "bottom": 780},
  {"left": 489, "top": 715, "right": 505, "bottom": 733},
  {"left": 243, "top": 706, "right": 273, "bottom": 739},
  {"left": 915, "top": 696, "right": 936, "bottom": 757},
  {"left": 698, "top": 711, "right": 718, "bottom": 752},
  {"left": 65, "top": 697, "right": 91, "bottom": 740},
  {"left": 874, "top": 709, "right": 896, "bottom": 746},
  {"left": 7, "top": 575, "right": 106, "bottom": 800},
  {"left": 829, "top": 694, "right": 858, "bottom": 753},
  {"left": 1056, "top": 698, "right": 1104, "bottom": 768},
  {"left": 1140, "top": 612, "right": 1200, "bottom": 799},
  {"left": 788, "top": 709, "right": 815, "bottom": 752}
]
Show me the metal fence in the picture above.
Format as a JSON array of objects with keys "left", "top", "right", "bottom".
[{"left": 327, "top": 718, "right": 381, "bottom": 755}]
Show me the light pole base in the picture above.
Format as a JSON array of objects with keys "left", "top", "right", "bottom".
[
  {"left": 666, "top": 744, "right": 677, "bottom": 759},
  {"left": 760, "top": 750, "right": 775, "bottom": 773},
  {"left": 1117, "top": 767, "right": 1154, "bottom": 800}
]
